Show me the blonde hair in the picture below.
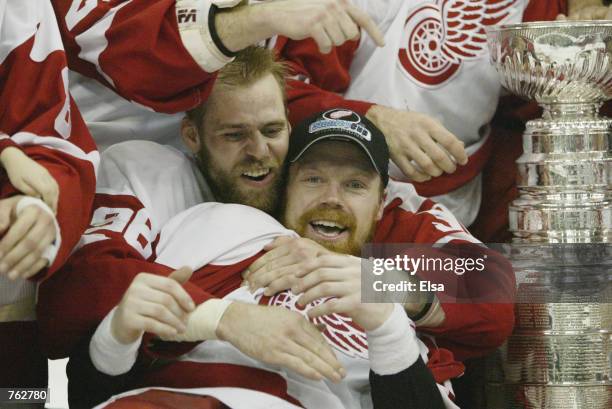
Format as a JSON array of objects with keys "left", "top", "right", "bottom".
[{"left": 186, "top": 46, "right": 288, "bottom": 127}]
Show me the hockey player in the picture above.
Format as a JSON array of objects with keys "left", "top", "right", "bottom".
[
  {"left": 0, "top": 0, "right": 98, "bottom": 390},
  {"left": 52, "top": 110, "right": 511, "bottom": 408},
  {"left": 76, "top": 113, "right": 463, "bottom": 409},
  {"left": 275, "top": 0, "right": 571, "bottom": 227}
]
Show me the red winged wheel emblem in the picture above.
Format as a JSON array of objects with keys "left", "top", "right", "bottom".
[
  {"left": 397, "top": 0, "right": 518, "bottom": 87},
  {"left": 260, "top": 290, "right": 368, "bottom": 359}
]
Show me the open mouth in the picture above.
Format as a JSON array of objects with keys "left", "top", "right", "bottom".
[
  {"left": 309, "top": 220, "right": 348, "bottom": 239},
  {"left": 241, "top": 168, "right": 272, "bottom": 183}
]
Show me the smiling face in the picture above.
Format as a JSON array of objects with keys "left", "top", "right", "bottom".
[
  {"left": 183, "top": 73, "right": 290, "bottom": 214},
  {"left": 282, "top": 140, "right": 385, "bottom": 256}
]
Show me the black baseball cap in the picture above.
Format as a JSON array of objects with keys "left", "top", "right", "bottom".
[{"left": 288, "top": 109, "right": 390, "bottom": 186}]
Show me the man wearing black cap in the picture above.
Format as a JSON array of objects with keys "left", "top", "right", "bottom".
[{"left": 280, "top": 109, "right": 390, "bottom": 257}]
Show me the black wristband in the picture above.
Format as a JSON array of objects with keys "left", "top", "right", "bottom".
[
  {"left": 369, "top": 357, "right": 446, "bottom": 409},
  {"left": 208, "top": 4, "right": 238, "bottom": 58},
  {"left": 408, "top": 288, "right": 435, "bottom": 322}
]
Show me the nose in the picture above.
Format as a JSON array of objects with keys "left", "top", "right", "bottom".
[
  {"left": 246, "top": 133, "right": 270, "bottom": 160},
  {"left": 320, "top": 182, "right": 344, "bottom": 208}
]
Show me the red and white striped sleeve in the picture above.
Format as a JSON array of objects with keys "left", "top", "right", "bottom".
[
  {"left": 50, "top": 0, "right": 235, "bottom": 113},
  {"left": 375, "top": 181, "right": 515, "bottom": 361},
  {"left": 0, "top": 0, "right": 98, "bottom": 279}
]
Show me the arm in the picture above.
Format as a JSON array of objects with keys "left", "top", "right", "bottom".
[
  {"left": 382, "top": 192, "right": 516, "bottom": 361},
  {"left": 368, "top": 305, "right": 446, "bottom": 409},
  {"left": 0, "top": 0, "right": 97, "bottom": 281},
  {"left": 51, "top": 0, "right": 384, "bottom": 113},
  {"left": 277, "top": 37, "right": 466, "bottom": 181},
  {"left": 277, "top": 37, "right": 373, "bottom": 126},
  {"left": 51, "top": 0, "right": 220, "bottom": 113},
  {"left": 285, "top": 260, "right": 449, "bottom": 409},
  {"left": 37, "top": 190, "right": 214, "bottom": 359}
]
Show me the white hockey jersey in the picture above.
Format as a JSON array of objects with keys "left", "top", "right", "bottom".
[
  {"left": 95, "top": 201, "right": 457, "bottom": 409},
  {"left": 346, "top": 0, "right": 527, "bottom": 225},
  {"left": 277, "top": 0, "right": 528, "bottom": 226},
  {"left": 0, "top": 0, "right": 98, "bottom": 319}
]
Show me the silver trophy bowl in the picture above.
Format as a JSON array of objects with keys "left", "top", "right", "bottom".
[
  {"left": 485, "top": 21, "right": 612, "bottom": 409},
  {"left": 488, "top": 21, "right": 612, "bottom": 106}
]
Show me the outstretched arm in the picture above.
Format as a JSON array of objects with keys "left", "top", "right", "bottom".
[{"left": 51, "top": 0, "right": 383, "bottom": 113}]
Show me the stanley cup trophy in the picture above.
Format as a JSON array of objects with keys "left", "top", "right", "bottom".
[{"left": 485, "top": 21, "right": 612, "bottom": 408}]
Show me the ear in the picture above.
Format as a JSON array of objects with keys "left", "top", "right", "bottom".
[
  {"left": 181, "top": 117, "right": 201, "bottom": 154},
  {"left": 375, "top": 188, "right": 386, "bottom": 222}
]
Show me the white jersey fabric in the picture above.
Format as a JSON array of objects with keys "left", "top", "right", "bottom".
[
  {"left": 94, "top": 201, "right": 456, "bottom": 409},
  {"left": 70, "top": 72, "right": 185, "bottom": 152},
  {"left": 96, "top": 139, "right": 213, "bottom": 227},
  {"left": 83, "top": 140, "right": 460, "bottom": 409},
  {"left": 344, "top": 0, "right": 527, "bottom": 225}
]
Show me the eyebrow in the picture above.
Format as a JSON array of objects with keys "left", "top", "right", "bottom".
[
  {"left": 298, "top": 162, "right": 377, "bottom": 176},
  {"left": 216, "top": 124, "right": 249, "bottom": 131},
  {"left": 217, "top": 120, "right": 287, "bottom": 132}
]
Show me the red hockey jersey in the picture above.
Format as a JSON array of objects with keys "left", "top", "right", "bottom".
[
  {"left": 51, "top": 0, "right": 224, "bottom": 113},
  {"left": 0, "top": 0, "right": 98, "bottom": 288}
]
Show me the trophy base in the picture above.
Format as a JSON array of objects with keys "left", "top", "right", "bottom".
[{"left": 486, "top": 331, "right": 611, "bottom": 384}]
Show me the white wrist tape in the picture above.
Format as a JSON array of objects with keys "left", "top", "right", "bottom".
[
  {"left": 163, "top": 298, "right": 233, "bottom": 342},
  {"left": 367, "top": 303, "right": 420, "bottom": 376},
  {"left": 15, "top": 197, "right": 61, "bottom": 265},
  {"left": 176, "top": 0, "right": 240, "bottom": 73},
  {"left": 90, "top": 307, "right": 142, "bottom": 376}
]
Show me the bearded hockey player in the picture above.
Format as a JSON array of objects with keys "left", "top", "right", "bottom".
[
  {"left": 75, "top": 112, "right": 468, "bottom": 409},
  {"left": 275, "top": 0, "right": 570, "bottom": 227}
]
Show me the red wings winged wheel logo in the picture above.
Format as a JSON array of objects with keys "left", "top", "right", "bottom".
[
  {"left": 397, "top": 0, "right": 518, "bottom": 87},
  {"left": 260, "top": 290, "right": 369, "bottom": 359}
]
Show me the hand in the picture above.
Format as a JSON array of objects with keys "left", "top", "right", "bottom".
[
  {"left": 0, "top": 147, "right": 59, "bottom": 213},
  {"left": 0, "top": 196, "right": 56, "bottom": 280},
  {"left": 556, "top": 1, "right": 612, "bottom": 20},
  {"left": 110, "top": 268, "right": 196, "bottom": 345},
  {"left": 366, "top": 105, "right": 467, "bottom": 182},
  {"left": 293, "top": 254, "right": 394, "bottom": 331},
  {"left": 216, "top": 302, "right": 346, "bottom": 382},
  {"left": 245, "top": 236, "right": 330, "bottom": 296},
  {"left": 261, "top": 0, "right": 385, "bottom": 54}
]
